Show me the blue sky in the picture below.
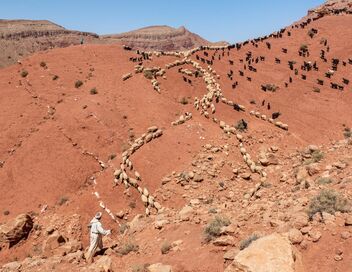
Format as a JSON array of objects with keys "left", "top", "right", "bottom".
[{"left": 1, "top": 0, "right": 324, "bottom": 43}]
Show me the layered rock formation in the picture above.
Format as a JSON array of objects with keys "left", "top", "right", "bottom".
[
  {"left": 0, "top": 19, "right": 100, "bottom": 68},
  {"left": 103, "top": 25, "right": 227, "bottom": 51}
]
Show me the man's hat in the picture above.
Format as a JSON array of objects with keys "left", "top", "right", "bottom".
[{"left": 95, "top": 212, "right": 102, "bottom": 219}]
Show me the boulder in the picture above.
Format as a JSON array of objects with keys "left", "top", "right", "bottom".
[
  {"left": 178, "top": 205, "right": 193, "bottom": 221},
  {"left": 224, "top": 248, "right": 240, "bottom": 261},
  {"left": 1, "top": 261, "right": 21, "bottom": 272},
  {"left": 42, "top": 231, "right": 67, "bottom": 256},
  {"left": 148, "top": 263, "right": 173, "bottom": 272},
  {"left": 89, "top": 256, "right": 113, "bottom": 272},
  {"left": 288, "top": 228, "right": 303, "bottom": 244},
  {"left": 0, "top": 214, "right": 33, "bottom": 247},
  {"left": 213, "top": 236, "right": 235, "bottom": 246},
  {"left": 225, "top": 233, "right": 299, "bottom": 272},
  {"left": 291, "top": 212, "right": 309, "bottom": 229}
]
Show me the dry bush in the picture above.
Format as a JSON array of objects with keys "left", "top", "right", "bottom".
[
  {"left": 75, "top": 80, "right": 83, "bottom": 88},
  {"left": 239, "top": 234, "right": 259, "bottom": 250},
  {"left": 160, "top": 241, "right": 172, "bottom": 254},
  {"left": 21, "top": 70, "right": 28, "bottom": 77},
  {"left": 117, "top": 241, "right": 139, "bottom": 256},
  {"left": 343, "top": 127, "right": 352, "bottom": 138},
  {"left": 317, "top": 177, "right": 333, "bottom": 185},
  {"left": 264, "top": 84, "right": 278, "bottom": 92},
  {"left": 57, "top": 196, "right": 69, "bottom": 206},
  {"left": 204, "top": 216, "right": 231, "bottom": 242},
  {"left": 235, "top": 119, "right": 248, "bottom": 132},
  {"left": 308, "top": 189, "right": 350, "bottom": 219},
  {"left": 179, "top": 97, "right": 189, "bottom": 105},
  {"left": 90, "top": 87, "right": 98, "bottom": 95}
]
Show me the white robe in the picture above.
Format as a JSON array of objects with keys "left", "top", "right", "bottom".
[{"left": 86, "top": 218, "right": 109, "bottom": 260}]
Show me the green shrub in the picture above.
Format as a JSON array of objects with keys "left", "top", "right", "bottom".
[
  {"left": 307, "top": 189, "right": 350, "bottom": 219},
  {"left": 250, "top": 99, "right": 256, "bottom": 104},
  {"left": 52, "top": 75, "right": 59, "bottom": 80},
  {"left": 239, "top": 234, "right": 259, "bottom": 250},
  {"left": 21, "top": 70, "right": 28, "bottom": 78},
  {"left": 117, "top": 242, "right": 139, "bottom": 256},
  {"left": 204, "top": 216, "right": 231, "bottom": 242},
  {"left": 75, "top": 80, "right": 83, "bottom": 88},
  {"left": 160, "top": 241, "right": 172, "bottom": 254},
  {"left": 90, "top": 87, "right": 98, "bottom": 95}
]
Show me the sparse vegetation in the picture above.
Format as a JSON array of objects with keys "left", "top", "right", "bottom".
[
  {"left": 179, "top": 97, "right": 189, "bottom": 105},
  {"left": 300, "top": 44, "right": 309, "bottom": 52},
  {"left": 119, "top": 223, "right": 129, "bottom": 234},
  {"left": 3, "top": 210, "right": 10, "bottom": 216},
  {"left": 109, "top": 154, "right": 117, "bottom": 160},
  {"left": 208, "top": 207, "right": 217, "bottom": 214},
  {"left": 343, "top": 127, "right": 352, "bottom": 138},
  {"left": 160, "top": 241, "right": 172, "bottom": 254},
  {"left": 40, "top": 61, "right": 47, "bottom": 68},
  {"left": 204, "top": 216, "right": 231, "bottom": 242},
  {"left": 235, "top": 119, "right": 248, "bottom": 132},
  {"left": 307, "top": 189, "right": 350, "bottom": 219},
  {"left": 90, "top": 87, "right": 98, "bottom": 95},
  {"left": 143, "top": 69, "right": 155, "bottom": 79},
  {"left": 128, "top": 201, "right": 136, "bottom": 209},
  {"left": 21, "top": 70, "right": 28, "bottom": 78},
  {"left": 311, "top": 150, "right": 324, "bottom": 163},
  {"left": 57, "top": 196, "right": 69, "bottom": 206},
  {"left": 317, "top": 177, "right": 333, "bottom": 185},
  {"left": 313, "top": 87, "right": 320, "bottom": 93},
  {"left": 250, "top": 99, "right": 256, "bottom": 104},
  {"left": 52, "top": 75, "right": 59, "bottom": 80},
  {"left": 131, "top": 264, "right": 149, "bottom": 272},
  {"left": 239, "top": 234, "right": 259, "bottom": 250},
  {"left": 263, "top": 83, "right": 278, "bottom": 92},
  {"left": 75, "top": 80, "right": 83, "bottom": 88},
  {"left": 117, "top": 241, "right": 139, "bottom": 256}
]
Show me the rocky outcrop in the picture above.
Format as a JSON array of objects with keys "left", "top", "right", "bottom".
[
  {"left": 225, "top": 233, "right": 300, "bottom": 272},
  {"left": 0, "top": 213, "right": 33, "bottom": 248},
  {"left": 308, "top": 0, "right": 352, "bottom": 16}
]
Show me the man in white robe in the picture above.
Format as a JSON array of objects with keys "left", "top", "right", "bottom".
[{"left": 85, "top": 212, "right": 111, "bottom": 263}]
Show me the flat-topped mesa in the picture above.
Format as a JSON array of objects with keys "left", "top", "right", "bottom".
[
  {"left": 0, "top": 19, "right": 98, "bottom": 39},
  {"left": 103, "top": 25, "right": 228, "bottom": 51}
]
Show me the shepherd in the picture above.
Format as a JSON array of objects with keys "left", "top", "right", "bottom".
[{"left": 85, "top": 212, "right": 111, "bottom": 263}]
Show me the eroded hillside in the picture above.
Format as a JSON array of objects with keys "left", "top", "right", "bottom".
[{"left": 0, "top": 2, "right": 352, "bottom": 272}]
